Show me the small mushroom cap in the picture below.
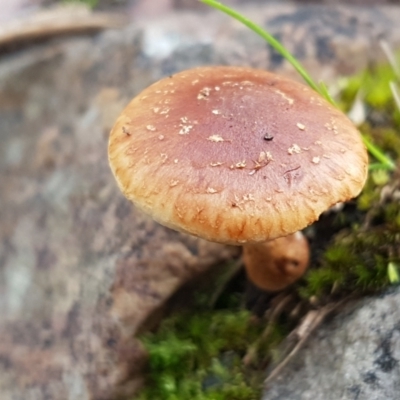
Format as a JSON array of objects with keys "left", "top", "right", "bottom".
[{"left": 108, "top": 66, "right": 368, "bottom": 245}]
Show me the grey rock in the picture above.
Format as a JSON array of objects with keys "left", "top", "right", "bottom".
[
  {"left": 1, "top": 3, "right": 400, "bottom": 400},
  {"left": 263, "top": 289, "right": 400, "bottom": 400},
  {"left": 0, "top": 14, "right": 237, "bottom": 400}
]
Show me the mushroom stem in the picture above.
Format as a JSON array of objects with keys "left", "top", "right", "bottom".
[{"left": 242, "top": 232, "right": 310, "bottom": 292}]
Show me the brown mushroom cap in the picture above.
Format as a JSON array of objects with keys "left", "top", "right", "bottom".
[{"left": 108, "top": 66, "right": 368, "bottom": 245}]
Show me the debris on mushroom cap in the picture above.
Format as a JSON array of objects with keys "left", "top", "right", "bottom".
[
  {"left": 243, "top": 231, "right": 310, "bottom": 291},
  {"left": 108, "top": 66, "right": 368, "bottom": 245}
]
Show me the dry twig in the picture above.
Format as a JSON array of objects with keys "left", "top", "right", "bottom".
[
  {"left": 243, "top": 293, "right": 294, "bottom": 366},
  {"left": 264, "top": 299, "right": 346, "bottom": 386}
]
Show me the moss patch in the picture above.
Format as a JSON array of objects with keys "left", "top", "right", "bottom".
[{"left": 137, "top": 309, "right": 272, "bottom": 400}]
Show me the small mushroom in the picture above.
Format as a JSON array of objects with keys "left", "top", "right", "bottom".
[{"left": 108, "top": 66, "right": 368, "bottom": 291}]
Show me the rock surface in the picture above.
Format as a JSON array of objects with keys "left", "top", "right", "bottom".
[
  {"left": 1, "top": 3, "right": 400, "bottom": 400},
  {"left": 263, "top": 289, "right": 400, "bottom": 400}
]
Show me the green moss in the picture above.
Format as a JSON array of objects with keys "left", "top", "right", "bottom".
[
  {"left": 301, "top": 192, "right": 400, "bottom": 298},
  {"left": 357, "top": 174, "right": 381, "bottom": 211},
  {"left": 340, "top": 63, "right": 399, "bottom": 112},
  {"left": 62, "top": 0, "right": 100, "bottom": 9},
  {"left": 138, "top": 310, "right": 267, "bottom": 400},
  {"left": 300, "top": 59, "right": 400, "bottom": 299}
]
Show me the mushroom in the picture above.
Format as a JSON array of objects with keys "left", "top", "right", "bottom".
[{"left": 108, "top": 66, "right": 368, "bottom": 291}]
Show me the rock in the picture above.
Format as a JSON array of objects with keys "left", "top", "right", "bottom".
[
  {"left": 0, "top": 15, "right": 237, "bottom": 400},
  {"left": 263, "top": 289, "right": 400, "bottom": 400},
  {"left": 133, "top": 3, "right": 400, "bottom": 81},
  {"left": 1, "top": 3, "right": 400, "bottom": 400}
]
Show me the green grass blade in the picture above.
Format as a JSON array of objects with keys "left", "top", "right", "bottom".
[
  {"left": 200, "top": 0, "right": 330, "bottom": 102},
  {"left": 362, "top": 135, "right": 395, "bottom": 170}
]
